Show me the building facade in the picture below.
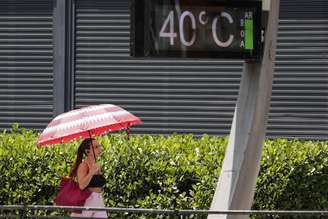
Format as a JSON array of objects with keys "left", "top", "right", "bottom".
[{"left": 0, "top": 0, "right": 327, "bottom": 139}]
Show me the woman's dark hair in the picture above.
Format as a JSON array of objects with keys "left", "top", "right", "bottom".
[{"left": 69, "top": 138, "right": 95, "bottom": 177}]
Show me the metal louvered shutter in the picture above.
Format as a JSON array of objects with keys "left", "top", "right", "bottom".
[
  {"left": 280, "top": 0, "right": 328, "bottom": 19},
  {"left": 74, "top": 0, "right": 328, "bottom": 139},
  {"left": 267, "top": 0, "right": 328, "bottom": 139},
  {"left": 0, "top": 0, "right": 54, "bottom": 130},
  {"left": 74, "top": 0, "right": 243, "bottom": 136}
]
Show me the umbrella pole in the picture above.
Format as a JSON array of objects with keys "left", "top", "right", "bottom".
[
  {"left": 88, "top": 130, "right": 97, "bottom": 162},
  {"left": 126, "top": 126, "right": 131, "bottom": 140}
]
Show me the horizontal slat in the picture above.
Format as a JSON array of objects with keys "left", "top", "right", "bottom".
[
  {"left": 75, "top": 64, "right": 243, "bottom": 70},
  {"left": 0, "top": 33, "right": 52, "bottom": 37},
  {"left": 0, "top": 118, "right": 53, "bottom": 123},
  {"left": 0, "top": 111, "right": 52, "bottom": 117},
  {"left": 75, "top": 70, "right": 243, "bottom": 76},
  {"left": 76, "top": 77, "right": 241, "bottom": 83},
  {"left": 76, "top": 99, "right": 238, "bottom": 106},
  {"left": 0, "top": 55, "right": 52, "bottom": 60},
  {"left": 280, "top": 0, "right": 328, "bottom": 19},
  {"left": 76, "top": 36, "right": 129, "bottom": 40},
  {"left": 0, "top": 105, "right": 52, "bottom": 110},
  {"left": 0, "top": 28, "right": 52, "bottom": 32}
]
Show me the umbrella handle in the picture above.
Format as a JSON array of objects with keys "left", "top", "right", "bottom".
[
  {"left": 88, "top": 130, "right": 97, "bottom": 162},
  {"left": 126, "top": 126, "right": 131, "bottom": 140}
]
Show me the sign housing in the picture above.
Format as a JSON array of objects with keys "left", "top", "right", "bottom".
[{"left": 131, "top": 0, "right": 262, "bottom": 59}]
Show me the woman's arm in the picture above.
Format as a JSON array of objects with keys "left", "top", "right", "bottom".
[{"left": 76, "top": 162, "right": 95, "bottom": 190}]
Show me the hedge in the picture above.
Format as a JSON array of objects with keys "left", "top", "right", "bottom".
[{"left": 0, "top": 124, "right": 327, "bottom": 218}]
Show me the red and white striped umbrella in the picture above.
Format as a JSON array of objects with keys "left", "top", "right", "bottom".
[{"left": 37, "top": 104, "right": 142, "bottom": 147}]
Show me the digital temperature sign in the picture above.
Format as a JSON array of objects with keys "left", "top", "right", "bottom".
[{"left": 131, "top": 0, "right": 262, "bottom": 59}]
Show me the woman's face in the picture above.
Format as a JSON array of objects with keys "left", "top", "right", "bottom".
[{"left": 88, "top": 140, "right": 103, "bottom": 157}]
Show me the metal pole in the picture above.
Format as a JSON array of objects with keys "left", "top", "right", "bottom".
[
  {"left": 126, "top": 127, "right": 131, "bottom": 140},
  {"left": 53, "top": 0, "right": 67, "bottom": 116},
  {"left": 18, "top": 206, "right": 25, "bottom": 219},
  {"left": 88, "top": 130, "right": 97, "bottom": 162}
]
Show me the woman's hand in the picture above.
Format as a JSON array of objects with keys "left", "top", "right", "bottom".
[{"left": 89, "top": 163, "right": 101, "bottom": 175}]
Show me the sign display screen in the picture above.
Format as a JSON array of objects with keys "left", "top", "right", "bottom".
[{"left": 131, "top": 0, "right": 262, "bottom": 59}]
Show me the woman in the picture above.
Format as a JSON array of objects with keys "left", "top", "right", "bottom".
[{"left": 70, "top": 138, "right": 107, "bottom": 218}]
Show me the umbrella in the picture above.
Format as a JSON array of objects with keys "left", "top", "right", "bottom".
[{"left": 37, "top": 104, "right": 142, "bottom": 147}]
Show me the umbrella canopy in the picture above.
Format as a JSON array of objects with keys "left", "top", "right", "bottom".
[{"left": 37, "top": 104, "right": 141, "bottom": 147}]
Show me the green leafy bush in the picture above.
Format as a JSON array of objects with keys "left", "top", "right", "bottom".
[
  {"left": 0, "top": 125, "right": 327, "bottom": 218},
  {"left": 253, "top": 139, "right": 328, "bottom": 211}
]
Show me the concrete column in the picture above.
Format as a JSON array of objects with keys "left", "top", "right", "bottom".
[{"left": 208, "top": 1, "right": 280, "bottom": 219}]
